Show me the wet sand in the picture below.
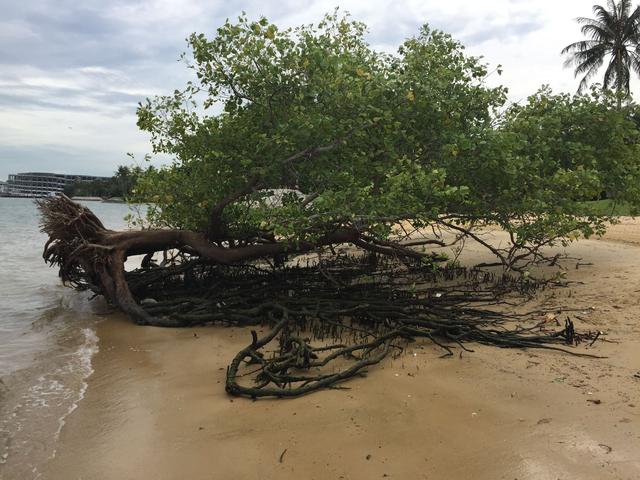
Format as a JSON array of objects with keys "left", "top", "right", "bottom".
[{"left": 43, "top": 225, "right": 640, "bottom": 480}]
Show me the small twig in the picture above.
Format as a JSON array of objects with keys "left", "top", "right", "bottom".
[{"left": 279, "top": 449, "right": 287, "bottom": 463}]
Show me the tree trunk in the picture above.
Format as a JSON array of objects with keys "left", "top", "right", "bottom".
[{"left": 36, "top": 195, "right": 416, "bottom": 325}]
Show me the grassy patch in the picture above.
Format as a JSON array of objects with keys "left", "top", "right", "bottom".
[{"left": 580, "top": 199, "right": 634, "bottom": 216}]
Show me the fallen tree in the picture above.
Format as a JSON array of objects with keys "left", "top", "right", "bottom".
[
  {"left": 39, "top": 195, "right": 600, "bottom": 399},
  {"left": 38, "top": 12, "right": 640, "bottom": 397}
]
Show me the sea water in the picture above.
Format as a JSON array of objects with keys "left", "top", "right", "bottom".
[{"left": 0, "top": 197, "right": 134, "bottom": 479}]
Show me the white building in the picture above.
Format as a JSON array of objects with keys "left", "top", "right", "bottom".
[{"left": 6, "top": 172, "right": 108, "bottom": 198}]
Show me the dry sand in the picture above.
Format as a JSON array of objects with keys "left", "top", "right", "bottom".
[{"left": 43, "top": 223, "right": 640, "bottom": 480}]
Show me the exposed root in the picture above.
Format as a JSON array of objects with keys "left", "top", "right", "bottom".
[
  {"left": 127, "top": 256, "right": 602, "bottom": 398},
  {"left": 37, "top": 195, "right": 605, "bottom": 399}
]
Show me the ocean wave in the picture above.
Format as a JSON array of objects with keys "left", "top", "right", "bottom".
[
  {"left": 0, "top": 321, "right": 100, "bottom": 480},
  {"left": 53, "top": 327, "right": 99, "bottom": 446}
]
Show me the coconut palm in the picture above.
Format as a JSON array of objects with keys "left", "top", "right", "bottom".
[{"left": 562, "top": 0, "right": 640, "bottom": 102}]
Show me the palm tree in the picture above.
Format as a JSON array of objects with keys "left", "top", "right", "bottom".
[{"left": 562, "top": 0, "right": 640, "bottom": 104}]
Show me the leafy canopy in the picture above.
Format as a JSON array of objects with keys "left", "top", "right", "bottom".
[{"left": 134, "top": 11, "right": 640, "bottom": 256}]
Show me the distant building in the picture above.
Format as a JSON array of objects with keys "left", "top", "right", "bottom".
[{"left": 6, "top": 172, "right": 109, "bottom": 198}]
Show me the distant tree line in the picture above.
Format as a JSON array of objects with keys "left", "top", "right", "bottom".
[{"left": 64, "top": 165, "right": 143, "bottom": 199}]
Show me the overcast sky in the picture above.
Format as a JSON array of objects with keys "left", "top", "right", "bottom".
[{"left": 0, "top": 0, "right": 630, "bottom": 180}]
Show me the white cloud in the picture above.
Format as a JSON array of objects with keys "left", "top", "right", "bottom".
[{"left": 0, "top": 0, "right": 634, "bottom": 178}]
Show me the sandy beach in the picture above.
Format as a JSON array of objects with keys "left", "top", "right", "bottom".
[{"left": 41, "top": 223, "right": 640, "bottom": 480}]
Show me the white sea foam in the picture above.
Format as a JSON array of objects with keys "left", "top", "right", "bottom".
[
  {"left": 0, "top": 325, "right": 100, "bottom": 479},
  {"left": 0, "top": 197, "right": 127, "bottom": 479},
  {"left": 53, "top": 327, "right": 99, "bottom": 445}
]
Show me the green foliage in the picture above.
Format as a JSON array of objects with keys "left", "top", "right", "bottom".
[
  {"left": 580, "top": 199, "right": 633, "bottom": 216},
  {"left": 65, "top": 165, "right": 143, "bottom": 199},
  {"left": 134, "top": 12, "right": 501, "bottom": 236},
  {"left": 133, "top": 11, "right": 640, "bottom": 256},
  {"left": 451, "top": 87, "right": 640, "bottom": 246}
]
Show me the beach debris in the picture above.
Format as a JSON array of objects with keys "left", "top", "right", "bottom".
[
  {"left": 598, "top": 444, "right": 612, "bottom": 454},
  {"left": 366, "top": 454, "right": 372, "bottom": 460},
  {"left": 587, "top": 399, "right": 602, "bottom": 405},
  {"left": 279, "top": 449, "right": 287, "bottom": 463},
  {"left": 537, "top": 418, "right": 552, "bottom": 425}
]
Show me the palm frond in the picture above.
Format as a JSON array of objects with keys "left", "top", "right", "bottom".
[
  {"left": 623, "top": 7, "right": 640, "bottom": 37},
  {"left": 603, "top": 57, "right": 617, "bottom": 88},
  {"left": 629, "top": 49, "right": 640, "bottom": 76},
  {"left": 593, "top": 4, "right": 615, "bottom": 26},
  {"left": 580, "top": 23, "right": 613, "bottom": 41},
  {"left": 561, "top": 40, "right": 601, "bottom": 57},
  {"left": 575, "top": 51, "right": 606, "bottom": 93}
]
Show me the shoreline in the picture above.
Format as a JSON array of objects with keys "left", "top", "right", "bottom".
[{"left": 43, "top": 233, "right": 640, "bottom": 479}]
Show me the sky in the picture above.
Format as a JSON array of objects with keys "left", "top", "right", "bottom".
[{"left": 0, "top": 0, "right": 630, "bottom": 180}]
